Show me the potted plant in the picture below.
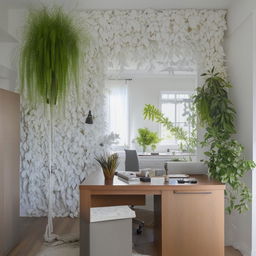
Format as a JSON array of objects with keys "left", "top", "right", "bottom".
[
  {"left": 95, "top": 153, "right": 119, "bottom": 185},
  {"left": 19, "top": 7, "right": 88, "bottom": 241},
  {"left": 136, "top": 128, "right": 161, "bottom": 152},
  {"left": 193, "top": 68, "right": 256, "bottom": 213}
]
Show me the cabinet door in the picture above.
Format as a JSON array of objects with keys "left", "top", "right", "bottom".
[
  {"left": 0, "top": 89, "right": 20, "bottom": 255},
  {"left": 168, "top": 190, "right": 224, "bottom": 256}
]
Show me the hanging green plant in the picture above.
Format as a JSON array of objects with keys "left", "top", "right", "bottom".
[
  {"left": 20, "top": 7, "right": 88, "bottom": 108},
  {"left": 19, "top": 6, "right": 89, "bottom": 242},
  {"left": 193, "top": 68, "right": 256, "bottom": 214}
]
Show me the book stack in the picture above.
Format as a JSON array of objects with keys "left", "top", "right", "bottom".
[{"left": 116, "top": 171, "right": 140, "bottom": 184}]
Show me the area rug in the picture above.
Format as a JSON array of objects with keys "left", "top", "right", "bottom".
[{"left": 36, "top": 242, "right": 150, "bottom": 256}]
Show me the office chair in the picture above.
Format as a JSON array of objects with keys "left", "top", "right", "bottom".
[
  {"left": 124, "top": 149, "right": 144, "bottom": 234},
  {"left": 125, "top": 149, "right": 140, "bottom": 172}
]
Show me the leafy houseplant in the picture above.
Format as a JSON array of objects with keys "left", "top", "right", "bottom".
[
  {"left": 95, "top": 153, "right": 119, "bottom": 185},
  {"left": 136, "top": 128, "right": 161, "bottom": 152},
  {"left": 193, "top": 68, "right": 256, "bottom": 213},
  {"left": 20, "top": 7, "right": 85, "bottom": 109},
  {"left": 20, "top": 7, "right": 87, "bottom": 241},
  {"left": 143, "top": 104, "right": 197, "bottom": 155}
]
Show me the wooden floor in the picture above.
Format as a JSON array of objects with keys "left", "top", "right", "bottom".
[{"left": 8, "top": 217, "right": 243, "bottom": 256}]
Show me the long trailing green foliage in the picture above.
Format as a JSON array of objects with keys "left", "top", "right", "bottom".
[
  {"left": 193, "top": 68, "right": 256, "bottom": 213},
  {"left": 20, "top": 7, "right": 86, "bottom": 108},
  {"left": 19, "top": 7, "right": 88, "bottom": 239}
]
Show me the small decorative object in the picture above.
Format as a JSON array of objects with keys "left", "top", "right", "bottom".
[
  {"left": 95, "top": 153, "right": 119, "bottom": 185},
  {"left": 151, "top": 177, "right": 165, "bottom": 185},
  {"left": 85, "top": 110, "right": 93, "bottom": 124},
  {"left": 164, "top": 162, "right": 168, "bottom": 183},
  {"left": 136, "top": 128, "right": 161, "bottom": 152},
  {"left": 155, "top": 169, "right": 165, "bottom": 176}
]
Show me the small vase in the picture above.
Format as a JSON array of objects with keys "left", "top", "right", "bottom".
[
  {"left": 104, "top": 177, "right": 114, "bottom": 185},
  {"left": 103, "top": 172, "right": 115, "bottom": 185}
]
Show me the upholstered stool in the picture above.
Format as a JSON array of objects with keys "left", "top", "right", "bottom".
[{"left": 90, "top": 206, "right": 136, "bottom": 256}]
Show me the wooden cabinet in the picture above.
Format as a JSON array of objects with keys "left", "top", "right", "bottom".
[
  {"left": 167, "top": 190, "right": 224, "bottom": 256},
  {"left": 0, "top": 89, "right": 20, "bottom": 256},
  {"left": 80, "top": 172, "right": 225, "bottom": 256}
]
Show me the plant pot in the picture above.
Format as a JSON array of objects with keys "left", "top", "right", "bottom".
[
  {"left": 95, "top": 153, "right": 119, "bottom": 185},
  {"left": 104, "top": 177, "right": 114, "bottom": 185},
  {"left": 103, "top": 172, "right": 115, "bottom": 185}
]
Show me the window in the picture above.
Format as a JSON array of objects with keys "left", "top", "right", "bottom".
[
  {"left": 160, "top": 92, "right": 193, "bottom": 147},
  {"left": 105, "top": 80, "right": 129, "bottom": 147}
]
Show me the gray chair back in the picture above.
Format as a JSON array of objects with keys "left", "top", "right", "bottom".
[{"left": 124, "top": 149, "right": 139, "bottom": 172}]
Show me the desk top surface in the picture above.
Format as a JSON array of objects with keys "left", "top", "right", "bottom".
[
  {"left": 137, "top": 153, "right": 195, "bottom": 156},
  {"left": 80, "top": 170, "right": 225, "bottom": 192}
]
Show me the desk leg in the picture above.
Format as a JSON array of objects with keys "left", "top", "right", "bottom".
[
  {"left": 161, "top": 191, "right": 172, "bottom": 256},
  {"left": 80, "top": 190, "right": 91, "bottom": 256},
  {"left": 154, "top": 195, "right": 161, "bottom": 255},
  {"left": 154, "top": 192, "right": 172, "bottom": 256}
]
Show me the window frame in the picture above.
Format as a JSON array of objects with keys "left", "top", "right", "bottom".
[{"left": 159, "top": 91, "right": 194, "bottom": 147}]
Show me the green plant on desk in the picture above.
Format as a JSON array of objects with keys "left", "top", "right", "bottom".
[
  {"left": 95, "top": 153, "right": 119, "bottom": 185},
  {"left": 136, "top": 128, "right": 161, "bottom": 152}
]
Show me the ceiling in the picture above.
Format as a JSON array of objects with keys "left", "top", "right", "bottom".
[{"left": 1, "top": 0, "right": 235, "bottom": 10}]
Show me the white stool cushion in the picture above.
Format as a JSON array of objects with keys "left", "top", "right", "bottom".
[{"left": 90, "top": 206, "right": 136, "bottom": 223}]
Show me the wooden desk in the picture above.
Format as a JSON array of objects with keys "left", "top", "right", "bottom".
[{"left": 80, "top": 171, "right": 225, "bottom": 256}]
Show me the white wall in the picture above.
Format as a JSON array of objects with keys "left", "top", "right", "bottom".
[
  {"left": 128, "top": 76, "right": 196, "bottom": 151},
  {"left": 0, "top": 8, "right": 19, "bottom": 92},
  {"left": 228, "top": 0, "right": 256, "bottom": 34},
  {"left": 0, "top": 6, "right": 9, "bottom": 91},
  {"left": 0, "top": 8, "right": 8, "bottom": 30},
  {"left": 0, "top": 79, "right": 10, "bottom": 91},
  {"left": 225, "top": 1, "right": 256, "bottom": 255},
  {"left": 253, "top": 11, "right": 256, "bottom": 256}
]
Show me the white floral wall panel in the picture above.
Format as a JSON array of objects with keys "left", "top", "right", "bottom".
[
  {"left": 83, "top": 9, "right": 227, "bottom": 74},
  {"left": 20, "top": 9, "right": 227, "bottom": 217}
]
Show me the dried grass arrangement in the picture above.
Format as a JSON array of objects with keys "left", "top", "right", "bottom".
[{"left": 95, "top": 153, "right": 119, "bottom": 185}]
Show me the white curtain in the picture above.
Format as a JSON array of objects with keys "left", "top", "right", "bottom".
[{"left": 106, "top": 80, "right": 129, "bottom": 147}]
